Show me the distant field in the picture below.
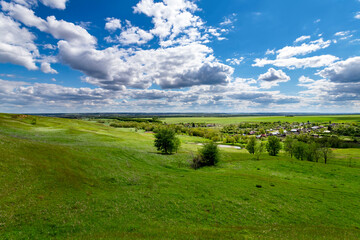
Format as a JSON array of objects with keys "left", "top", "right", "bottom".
[
  {"left": 162, "top": 115, "right": 360, "bottom": 124},
  {"left": 1, "top": 113, "right": 360, "bottom": 239}
]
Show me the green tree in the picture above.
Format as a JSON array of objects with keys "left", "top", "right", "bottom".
[
  {"left": 306, "top": 142, "right": 320, "bottom": 162},
  {"left": 246, "top": 136, "right": 256, "bottom": 154},
  {"left": 254, "top": 141, "right": 265, "bottom": 160},
  {"left": 320, "top": 144, "right": 332, "bottom": 164},
  {"left": 266, "top": 136, "right": 281, "bottom": 156},
  {"left": 293, "top": 140, "right": 307, "bottom": 160},
  {"left": 154, "top": 128, "right": 180, "bottom": 154},
  {"left": 284, "top": 136, "right": 295, "bottom": 158}
]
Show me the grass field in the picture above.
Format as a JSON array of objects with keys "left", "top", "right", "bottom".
[
  {"left": 162, "top": 115, "right": 360, "bottom": 125},
  {"left": 1, "top": 113, "right": 360, "bottom": 239}
]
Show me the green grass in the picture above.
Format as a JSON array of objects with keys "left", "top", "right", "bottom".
[
  {"left": 162, "top": 115, "right": 360, "bottom": 125},
  {"left": 0, "top": 113, "right": 360, "bottom": 239}
]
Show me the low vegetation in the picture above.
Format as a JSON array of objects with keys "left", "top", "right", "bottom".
[
  {"left": 1, "top": 113, "right": 360, "bottom": 239},
  {"left": 191, "top": 142, "right": 220, "bottom": 169}
]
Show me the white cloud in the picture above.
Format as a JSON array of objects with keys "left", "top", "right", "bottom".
[
  {"left": 254, "top": 37, "right": 337, "bottom": 69},
  {"left": 109, "top": 21, "right": 153, "bottom": 45},
  {"left": 43, "top": 43, "right": 56, "bottom": 50},
  {"left": 355, "top": 12, "right": 360, "bottom": 19},
  {"left": 334, "top": 31, "right": 353, "bottom": 40},
  {"left": 258, "top": 68, "right": 290, "bottom": 89},
  {"left": 2, "top": 0, "right": 234, "bottom": 90},
  {"left": 253, "top": 55, "right": 339, "bottom": 69},
  {"left": 298, "top": 76, "right": 315, "bottom": 83},
  {"left": 0, "top": 12, "right": 39, "bottom": 70},
  {"left": 276, "top": 38, "right": 331, "bottom": 59},
  {"left": 265, "top": 49, "right": 275, "bottom": 55},
  {"left": 105, "top": 17, "right": 121, "bottom": 31},
  {"left": 317, "top": 57, "right": 360, "bottom": 83},
  {"left": 334, "top": 31, "right": 350, "bottom": 36},
  {"left": 7, "top": 0, "right": 68, "bottom": 9},
  {"left": 220, "top": 18, "right": 232, "bottom": 26},
  {"left": 39, "top": 0, "right": 68, "bottom": 10},
  {"left": 133, "top": 0, "right": 204, "bottom": 46},
  {"left": 294, "top": 35, "right": 310, "bottom": 43},
  {"left": 226, "top": 57, "right": 244, "bottom": 65},
  {"left": 40, "top": 62, "right": 57, "bottom": 74},
  {"left": 1, "top": 1, "right": 96, "bottom": 46}
]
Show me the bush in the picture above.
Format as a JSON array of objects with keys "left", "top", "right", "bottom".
[
  {"left": 154, "top": 128, "right": 180, "bottom": 154},
  {"left": 191, "top": 142, "right": 220, "bottom": 169},
  {"left": 266, "top": 136, "right": 282, "bottom": 156}
]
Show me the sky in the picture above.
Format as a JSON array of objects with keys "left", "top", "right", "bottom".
[{"left": 1, "top": 0, "right": 360, "bottom": 113}]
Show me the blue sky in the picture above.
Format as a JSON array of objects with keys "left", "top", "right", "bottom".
[{"left": 1, "top": 0, "right": 360, "bottom": 113}]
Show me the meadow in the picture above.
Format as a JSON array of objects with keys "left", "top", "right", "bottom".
[
  {"left": 162, "top": 115, "right": 360, "bottom": 125},
  {"left": 0, "top": 113, "right": 360, "bottom": 239}
]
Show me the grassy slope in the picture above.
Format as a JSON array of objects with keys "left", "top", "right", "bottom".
[
  {"left": 0, "top": 113, "right": 360, "bottom": 239},
  {"left": 162, "top": 115, "right": 360, "bottom": 124}
]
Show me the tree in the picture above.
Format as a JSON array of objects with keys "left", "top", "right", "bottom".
[
  {"left": 293, "top": 140, "right": 307, "bottom": 160},
  {"left": 266, "top": 136, "right": 281, "bottom": 156},
  {"left": 306, "top": 142, "right": 320, "bottom": 162},
  {"left": 254, "top": 141, "right": 265, "bottom": 160},
  {"left": 154, "top": 128, "right": 180, "bottom": 154},
  {"left": 320, "top": 144, "right": 332, "bottom": 164},
  {"left": 284, "top": 136, "right": 295, "bottom": 158},
  {"left": 191, "top": 142, "right": 220, "bottom": 169},
  {"left": 246, "top": 136, "right": 256, "bottom": 154}
]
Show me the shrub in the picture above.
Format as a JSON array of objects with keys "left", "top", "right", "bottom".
[
  {"left": 154, "top": 128, "right": 180, "bottom": 154},
  {"left": 191, "top": 142, "right": 220, "bottom": 169}
]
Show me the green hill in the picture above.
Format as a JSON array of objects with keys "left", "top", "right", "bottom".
[{"left": 0, "top": 113, "right": 359, "bottom": 239}]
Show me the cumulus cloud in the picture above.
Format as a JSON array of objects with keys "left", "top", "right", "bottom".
[
  {"left": 258, "top": 68, "right": 290, "bottom": 89},
  {"left": 39, "top": 0, "right": 68, "bottom": 10},
  {"left": 105, "top": 17, "right": 121, "bottom": 31},
  {"left": 81, "top": 43, "right": 233, "bottom": 89},
  {"left": 108, "top": 20, "right": 153, "bottom": 45},
  {"left": 133, "top": 0, "right": 202, "bottom": 41},
  {"left": 40, "top": 62, "right": 57, "bottom": 74},
  {"left": 0, "top": 12, "right": 39, "bottom": 70},
  {"left": 298, "top": 76, "right": 315, "bottom": 83},
  {"left": 1, "top": 0, "right": 233, "bottom": 90},
  {"left": 317, "top": 57, "right": 360, "bottom": 83},
  {"left": 1, "top": 1, "right": 96, "bottom": 45}
]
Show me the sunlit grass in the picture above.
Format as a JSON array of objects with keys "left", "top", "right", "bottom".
[{"left": 0, "top": 113, "right": 359, "bottom": 239}]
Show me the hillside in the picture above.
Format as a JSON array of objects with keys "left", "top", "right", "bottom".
[{"left": 0, "top": 113, "right": 359, "bottom": 239}]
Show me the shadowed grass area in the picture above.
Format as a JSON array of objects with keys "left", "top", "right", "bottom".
[{"left": 0, "top": 113, "right": 359, "bottom": 239}]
